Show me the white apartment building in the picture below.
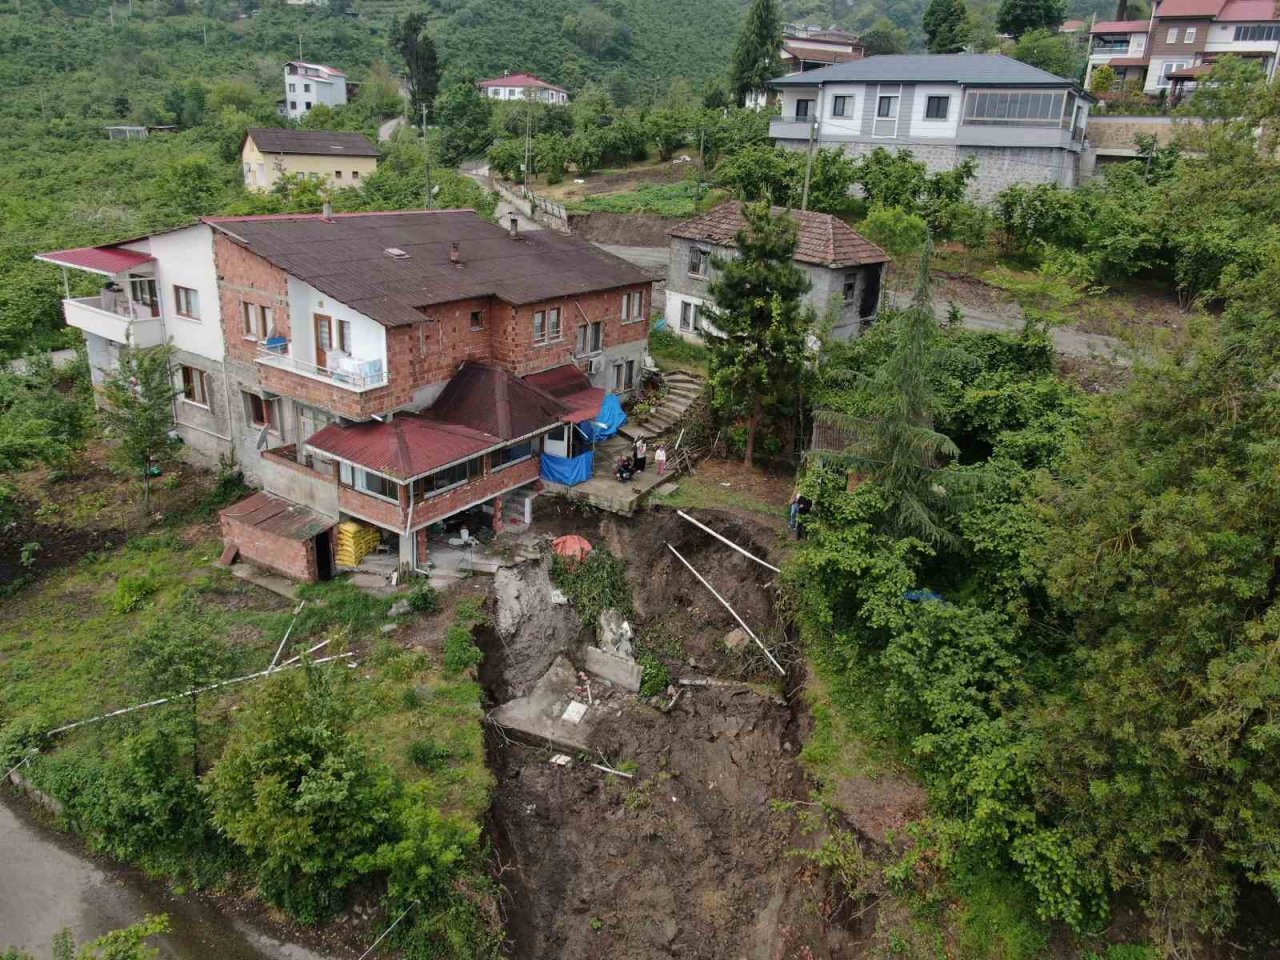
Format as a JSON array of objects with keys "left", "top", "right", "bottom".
[{"left": 283, "top": 61, "right": 352, "bottom": 121}]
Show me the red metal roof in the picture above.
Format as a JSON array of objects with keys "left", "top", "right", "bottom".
[
  {"left": 34, "top": 245, "right": 154, "bottom": 275},
  {"left": 670, "top": 202, "right": 889, "bottom": 268},
  {"left": 220, "top": 491, "right": 335, "bottom": 540},
  {"left": 523, "top": 364, "right": 603, "bottom": 424},
  {"left": 477, "top": 73, "right": 568, "bottom": 93},
  {"left": 1154, "top": 0, "right": 1225, "bottom": 16},
  {"left": 1090, "top": 18, "right": 1151, "bottom": 32},
  {"left": 428, "top": 363, "right": 569, "bottom": 440},
  {"left": 307, "top": 413, "right": 499, "bottom": 481},
  {"left": 1218, "top": 0, "right": 1279, "bottom": 20}
]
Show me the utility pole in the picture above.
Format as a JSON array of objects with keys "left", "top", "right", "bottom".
[
  {"left": 800, "top": 85, "right": 821, "bottom": 211},
  {"left": 522, "top": 99, "right": 533, "bottom": 189},
  {"left": 422, "top": 103, "right": 433, "bottom": 208},
  {"left": 298, "top": 33, "right": 303, "bottom": 59}
]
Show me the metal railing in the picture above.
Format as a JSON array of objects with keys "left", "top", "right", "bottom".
[
  {"left": 520, "top": 186, "right": 566, "bottom": 223},
  {"left": 255, "top": 342, "right": 388, "bottom": 390},
  {"left": 67, "top": 295, "right": 158, "bottom": 321}
]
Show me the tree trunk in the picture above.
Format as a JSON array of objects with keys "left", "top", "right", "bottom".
[{"left": 744, "top": 398, "right": 763, "bottom": 469}]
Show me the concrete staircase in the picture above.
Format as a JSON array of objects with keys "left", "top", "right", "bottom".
[{"left": 623, "top": 371, "right": 704, "bottom": 441}]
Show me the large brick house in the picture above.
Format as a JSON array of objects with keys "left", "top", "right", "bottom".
[{"left": 41, "top": 209, "right": 652, "bottom": 580}]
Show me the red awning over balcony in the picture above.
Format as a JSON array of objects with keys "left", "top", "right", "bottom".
[{"left": 34, "top": 246, "right": 154, "bottom": 276}]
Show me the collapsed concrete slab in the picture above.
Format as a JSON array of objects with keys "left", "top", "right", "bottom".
[
  {"left": 489, "top": 655, "right": 595, "bottom": 751},
  {"left": 584, "top": 645, "right": 642, "bottom": 692}
]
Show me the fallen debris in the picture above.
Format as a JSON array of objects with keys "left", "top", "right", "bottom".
[{"left": 676, "top": 510, "right": 781, "bottom": 574}]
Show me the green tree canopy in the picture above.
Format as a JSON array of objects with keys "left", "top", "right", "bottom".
[
  {"left": 392, "top": 13, "right": 440, "bottom": 122},
  {"left": 996, "top": 0, "right": 1066, "bottom": 38},
  {"left": 729, "top": 0, "right": 783, "bottom": 106},
  {"left": 924, "top": 0, "right": 970, "bottom": 53}
]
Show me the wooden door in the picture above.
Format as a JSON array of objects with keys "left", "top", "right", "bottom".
[{"left": 314, "top": 314, "right": 332, "bottom": 370}]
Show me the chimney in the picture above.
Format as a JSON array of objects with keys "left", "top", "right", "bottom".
[
  {"left": 450, "top": 242, "right": 461, "bottom": 266},
  {"left": 321, "top": 200, "right": 334, "bottom": 221},
  {"left": 508, "top": 214, "right": 519, "bottom": 239}
]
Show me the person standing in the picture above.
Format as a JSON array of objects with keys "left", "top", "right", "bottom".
[
  {"left": 634, "top": 436, "right": 648, "bottom": 472},
  {"left": 655, "top": 445, "right": 668, "bottom": 475}
]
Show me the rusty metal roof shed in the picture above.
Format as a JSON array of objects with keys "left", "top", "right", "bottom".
[{"left": 221, "top": 491, "right": 335, "bottom": 540}]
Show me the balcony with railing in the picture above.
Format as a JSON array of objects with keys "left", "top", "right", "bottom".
[
  {"left": 62, "top": 295, "right": 165, "bottom": 347},
  {"left": 1091, "top": 41, "right": 1137, "bottom": 53},
  {"left": 255, "top": 339, "right": 389, "bottom": 392}
]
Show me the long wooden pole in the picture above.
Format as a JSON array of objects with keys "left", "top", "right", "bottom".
[
  {"left": 676, "top": 510, "right": 780, "bottom": 573},
  {"left": 665, "top": 543, "right": 785, "bottom": 675}
]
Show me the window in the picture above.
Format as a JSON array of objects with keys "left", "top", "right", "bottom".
[
  {"left": 304, "top": 102, "right": 312, "bottom": 110},
  {"left": 335, "top": 170, "right": 344, "bottom": 179},
  {"left": 245, "top": 392, "right": 275, "bottom": 430},
  {"left": 241, "top": 302, "right": 272, "bottom": 339},
  {"left": 494, "top": 440, "right": 534, "bottom": 468},
  {"left": 470, "top": 309, "right": 484, "bottom": 331},
  {"left": 622, "top": 291, "right": 644, "bottom": 322},
  {"left": 794, "top": 98, "right": 814, "bottom": 119},
  {"left": 624, "top": 359, "right": 636, "bottom": 390},
  {"left": 679, "top": 300, "right": 700, "bottom": 332},
  {"left": 1235, "top": 24, "right": 1280, "bottom": 41},
  {"left": 352, "top": 170, "right": 360, "bottom": 180},
  {"left": 337, "top": 319, "right": 351, "bottom": 353},
  {"left": 174, "top": 285, "right": 200, "bottom": 320},
  {"left": 877, "top": 95, "right": 898, "bottom": 118},
  {"left": 1183, "top": 27, "right": 1196, "bottom": 42},
  {"left": 576, "top": 321, "right": 604, "bottom": 355},
  {"left": 843, "top": 276, "right": 859, "bottom": 302},
  {"left": 1133, "top": 34, "right": 1146, "bottom": 52},
  {"left": 533, "top": 310, "right": 547, "bottom": 343},
  {"left": 962, "top": 90, "right": 1067, "bottom": 124},
  {"left": 924, "top": 95, "right": 950, "bottom": 120},
  {"left": 613, "top": 362, "right": 625, "bottom": 391},
  {"left": 303, "top": 82, "right": 312, "bottom": 92},
  {"left": 831, "top": 95, "right": 851, "bottom": 117},
  {"left": 874, "top": 92, "right": 900, "bottom": 137},
  {"left": 688, "top": 246, "right": 710, "bottom": 277},
  {"left": 340, "top": 463, "right": 398, "bottom": 500},
  {"left": 289, "top": 101, "right": 297, "bottom": 111},
  {"left": 180, "top": 365, "right": 208, "bottom": 407},
  {"left": 548, "top": 307, "right": 562, "bottom": 340},
  {"left": 1157, "top": 61, "right": 1188, "bottom": 86},
  {"left": 413, "top": 456, "right": 483, "bottom": 498},
  {"left": 1167, "top": 27, "right": 1179, "bottom": 42},
  {"left": 288, "top": 83, "right": 296, "bottom": 93}
]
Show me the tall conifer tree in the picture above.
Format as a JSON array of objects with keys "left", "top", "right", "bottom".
[{"left": 729, "top": 0, "right": 783, "bottom": 107}]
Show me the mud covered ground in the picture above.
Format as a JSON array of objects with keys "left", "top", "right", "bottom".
[{"left": 484, "top": 505, "right": 868, "bottom": 959}]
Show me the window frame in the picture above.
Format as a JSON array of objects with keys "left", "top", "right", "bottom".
[
  {"left": 688, "top": 246, "right": 710, "bottom": 278},
  {"left": 340, "top": 463, "right": 399, "bottom": 502},
  {"left": 493, "top": 439, "right": 535, "bottom": 471},
  {"left": 679, "top": 300, "right": 699, "bottom": 332},
  {"left": 245, "top": 392, "right": 276, "bottom": 430},
  {"left": 241, "top": 302, "right": 271, "bottom": 340},
  {"left": 794, "top": 98, "right": 814, "bottom": 119},
  {"left": 1166, "top": 26, "right": 1179, "bottom": 42},
  {"left": 470, "top": 309, "right": 484, "bottom": 331},
  {"left": 924, "top": 95, "right": 950, "bottom": 120},
  {"left": 180, "top": 365, "right": 209, "bottom": 408},
  {"left": 173, "top": 285, "right": 200, "bottom": 320},
  {"left": 876, "top": 95, "right": 898, "bottom": 118},
  {"left": 1183, "top": 26, "right": 1196, "bottom": 42},
  {"left": 533, "top": 310, "right": 547, "bottom": 344},
  {"left": 831, "top": 94, "right": 851, "bottom": 117},
  {"left": 547, "top": 306, "right": 562, "bottom": 341},
  {"left": 412, "top": 455, "right": 484, "bottom": 499}
]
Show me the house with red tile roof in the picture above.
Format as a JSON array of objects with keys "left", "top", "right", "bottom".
[
  {"left": 38, "top": 208, "right": 652, "bottom": 580},
  {"left": 477, "top": 73, "right": 569, "bottom": 105},
  {"left": 664, "top": 202, "right": 888, "bottom": 343}
]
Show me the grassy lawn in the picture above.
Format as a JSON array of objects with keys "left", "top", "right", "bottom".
[
  {"left": 649, "top": 327, "right": 708, "bottom": 377},
  {"left": 565, "top": 181, "right": 726, "bottom": 218},
  {"left": 0, "top": 528, "right": 491, "bottom": 827}
]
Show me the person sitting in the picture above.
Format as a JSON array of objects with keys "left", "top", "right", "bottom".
[{"left": 615, "top": 455, "right": 635, "bottom": 483}]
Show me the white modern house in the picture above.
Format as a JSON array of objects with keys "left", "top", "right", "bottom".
[
  {"left": 476, "top": 73, "right": 570, "bottom": 105},
  {"left": 35, "top": 226, "right": 235, "bottom": 470},
  {"left": 767, "top": 54, "right": 1092, "bottom": 199},
  {"left": 283, "top": 61, "right": 353, "bottom": 121}
]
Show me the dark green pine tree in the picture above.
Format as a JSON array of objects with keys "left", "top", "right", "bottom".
[
  {"left": 729, "top": 0, "right": 783, "bottom": 107},
  {"left": 814, "top": 239, "right": 961, "bottom": 544},
  {"left": 704, "top": 204, "right": 817, "bottom": 467},
  {"left": 392, "top": 13, "right": 441, "bottom": 122},
  {"left": 996, "top": 0, "right": 1066, "bottom": 39},
  {"left": 924, "top": 0, "right": 970, "bottom": 53}
]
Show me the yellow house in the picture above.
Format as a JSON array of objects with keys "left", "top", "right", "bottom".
[{"left": 242, "top": 128, "right": 379, "bottom": 192}]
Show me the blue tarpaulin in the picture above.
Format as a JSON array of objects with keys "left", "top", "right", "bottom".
[
  {"left": 576, "top": 393, "right": 627, "bottom": 443},
  {"left": 541, "top": 450, "right": 595, "bottom": 486}
]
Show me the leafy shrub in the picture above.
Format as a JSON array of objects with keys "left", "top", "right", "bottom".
[
  {"left": 443, "top": 624, "right": 483, "bottom": 676},
  {"left": 111, "top": 574, "right": 159, "bottom": 615},
  {"left": 408, "top": 583, "right": 442, "bottom": 615},
  {"left": 408, "top": 738, "right": 454, "bottom": 771},
  {"left": 637, "top": 650, "right": 670, "bottom": 697},
  {"left": 551, "top": 548, "right": 632, "bottom": 626}
]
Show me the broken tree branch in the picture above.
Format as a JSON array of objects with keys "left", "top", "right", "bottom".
[
  {"left": 590, "top": 762, "right": 634, "bottom": 779},
  {"left": 665, "top": 543, "right": 786, "bottom": 676},
  {"left": 268, "top": 599, "right": 306, "bottom": 670},
  {"left": 676, "top": 511, "right": 780, "bottom": 574}
]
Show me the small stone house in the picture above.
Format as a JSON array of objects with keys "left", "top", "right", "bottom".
[{"left": 664, "top": 202, "right": 889, "bottom": 342}]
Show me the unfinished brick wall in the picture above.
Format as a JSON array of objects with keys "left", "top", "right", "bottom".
[
  {"left": 501, "top": 284, "right": 651, "bottom": 378},
  {"left": 213, "top": 234, "right": 292, "bottom": 364},
  {"left": 221, "top": 513, "right": 321, "bottom": 582}
]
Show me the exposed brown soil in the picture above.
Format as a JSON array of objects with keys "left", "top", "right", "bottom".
[
  {"left": 485, "top": 506, "right": 871, "bottom": 958},
  {"left": 566, "top": 211, "right": 679, "bottom": 247}
]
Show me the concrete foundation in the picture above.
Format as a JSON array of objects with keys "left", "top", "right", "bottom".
[{"left": 583, "top": 646, "right": 642, "bottom": 692}]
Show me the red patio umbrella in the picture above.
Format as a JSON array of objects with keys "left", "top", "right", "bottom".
[{"left": 552, "top": 534, "right": 593, "bottom": 563}]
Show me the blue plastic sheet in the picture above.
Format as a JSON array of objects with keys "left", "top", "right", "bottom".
[
  {"left": 540, "top": 450, "right": 595, "bottom": 486},
  {"left": 576, "top": 393, "right": 628, "bottom": 443}
]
